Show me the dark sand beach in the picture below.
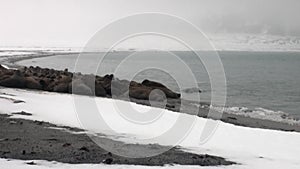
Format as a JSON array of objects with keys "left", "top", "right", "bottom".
[{"left": 0, "top": 114, "right": 234, "bottom": 166}]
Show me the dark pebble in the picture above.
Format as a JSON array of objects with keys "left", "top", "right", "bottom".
[
  {"left": 13, "top": 100, "right": 25, "bottom": 104},
  {"left": 62, "top": 143, "right": 71, "bottom": 147},
  {"left": 26, "top": 161, "right": 37, "bottom": 165},
  {"left": 79, "top": 146, "right": 89, "bottom": 152},
  {"left": 102, "top": 158, "right": 113, "bottom": 164}
]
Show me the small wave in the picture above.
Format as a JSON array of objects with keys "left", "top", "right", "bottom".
[{"left": 211, "top": 106, "right": 300, "bottom": 125}]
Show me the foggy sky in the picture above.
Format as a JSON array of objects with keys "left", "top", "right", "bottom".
[{"left": 0, "top": 0, "right": 299, "bottom": 47}]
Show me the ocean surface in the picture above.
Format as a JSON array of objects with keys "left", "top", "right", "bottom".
[{"left": 18, "top": 51, "right": 300, "bottom": 122}]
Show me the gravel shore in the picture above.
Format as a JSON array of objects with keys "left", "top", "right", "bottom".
[{"left": 0, "top": 114, "right": 235, "bottom": 166}]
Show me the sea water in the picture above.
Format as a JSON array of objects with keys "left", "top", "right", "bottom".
[{"left": 18, "top": 51, "right": 300, "bottom": 122}]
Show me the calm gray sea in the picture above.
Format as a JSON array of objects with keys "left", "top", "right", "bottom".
[{"left": 18, "top": 51, "right": 300, "bottom": 121}]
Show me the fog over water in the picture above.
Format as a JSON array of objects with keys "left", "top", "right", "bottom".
[{"left": 0, "top": 0, "right": 299, "bottom": 48}]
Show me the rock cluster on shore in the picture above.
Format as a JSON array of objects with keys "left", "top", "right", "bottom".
[{"left": 0, "top": 65, "right": 181, "bottom": 101}]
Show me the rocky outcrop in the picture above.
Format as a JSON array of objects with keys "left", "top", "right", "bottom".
[{"left": 0, "top": 65, "right": 181, "bottom": 101}]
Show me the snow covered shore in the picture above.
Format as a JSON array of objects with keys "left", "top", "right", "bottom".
[{"left": 0, "top": 88, "right": 300, "bottom": 168}]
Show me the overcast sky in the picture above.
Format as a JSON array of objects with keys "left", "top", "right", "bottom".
[{"left": 0, "top": 0, "right": 299, "bottom": 47}]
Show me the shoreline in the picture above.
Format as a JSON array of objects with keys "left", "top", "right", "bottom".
[
  {"left": 0, "top": 50, "right": 300, "bottom": 167},
  {"left": 1, "top": 50, "right": 300, "bottom": 132},
  {"left": 0, "top": 51, "right": 80, "bottom": 69}
]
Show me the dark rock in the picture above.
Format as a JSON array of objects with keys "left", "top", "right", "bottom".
[
  {"left": 102, "top": 158, "right": 113, "bottom": 164},
  {"left": 12, "top": 111, "right": 32, "bottom": 116},
  {"left": 26, "top": 161, "right": 37, "bottom": 165},
  {"left": 227, "top": 117, "right": 237, "bottom": 120},
  {"left": 2, "top": 151, "right": 10, "bottom": 155},
  {"left": 34, "top": 121, "right": 44, "bottom": 125},
  {"left": 107, "top": 152, "right": 112, "bottom": 156},
  {"left": 13, "top": 100, "right": 25, "bottom": 104},
  {"left": 166, "top": 104, "right": 175, "bottom": 109},
  {"left": 79, "top": 146, "right": 90, "bottom": 152},
  {"left": 0, "top": 138, "right": 9, "bottom": 142},
  {"left": 12, "top": 138, "right": 21, "bottom": 141},
  {"left": 62, "top": 143, "right": 71, "bottom": 147}
]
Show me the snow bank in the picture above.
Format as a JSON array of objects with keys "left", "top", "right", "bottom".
[
  {"left": 0, "top": 51, "right": 35, "bottom": 57},
  {"left": 0, "top": 158, "right": 228, "bottom": 169},
  {"left": 0, "top": 47, "right": 82, "bottom": 53},
  {"left": 0, "top": 88, "right": 300, "bottom": 169}
]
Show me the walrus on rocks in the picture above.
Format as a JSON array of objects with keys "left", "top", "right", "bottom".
[
  {"left": 0, "top": 70, "right": 26, "bottom": 88},
  {"left": 141, "top": 79, "right": 181, "bottom": 99}
]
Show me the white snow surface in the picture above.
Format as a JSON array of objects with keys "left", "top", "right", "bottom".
[
  {"left": 0, "top": 47, "right": 82, "bottom": 53},
  {"left": 0, "top": 88, "right": 300, "bottom": 169},
  {"left": 0, "top": 158, "right": 228, "bottom": 169},
  {"left": 0, "top": 51, "right": 35, "bottom": 57}
]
